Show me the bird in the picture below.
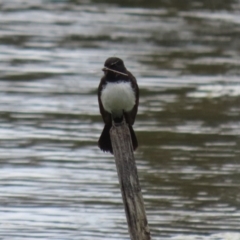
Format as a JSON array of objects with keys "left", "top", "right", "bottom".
[{"left": 98, "top": 57, "right": 139, "bottom": 154}]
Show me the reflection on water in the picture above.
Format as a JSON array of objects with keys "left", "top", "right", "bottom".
[{"left": 0, "top": 0, "right": 240, "bottom": 239}]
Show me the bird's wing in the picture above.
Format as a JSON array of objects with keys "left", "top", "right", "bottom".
[{"left": 127, "top": 71, "right": 139, "bottom": 125}]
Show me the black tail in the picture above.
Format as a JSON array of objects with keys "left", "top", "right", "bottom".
[
  {"left": 129, "top": 125, "right": 138, "bottom": 151},
  {"left": 98, "top": 124, "right": 138, "bottom": 154},
  {"left": 98, "top": 124, "right": 113, "bottom": 153}
]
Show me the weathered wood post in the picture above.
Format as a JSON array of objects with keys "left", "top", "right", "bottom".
[{"left": 110, "top": 121, "right": 151, "bottom": 240}]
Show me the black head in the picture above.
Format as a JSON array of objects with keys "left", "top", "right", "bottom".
[{"left": 102, "top": 57, "right": 128, "bottom": 77}]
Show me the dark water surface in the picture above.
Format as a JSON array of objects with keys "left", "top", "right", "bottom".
[{"left": 1, "top": 0, "right": 240, "bottom": 239}]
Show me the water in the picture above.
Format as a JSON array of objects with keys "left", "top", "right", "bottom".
[{"left": 0, "top": 0, "right": 240, "bottom": 239}]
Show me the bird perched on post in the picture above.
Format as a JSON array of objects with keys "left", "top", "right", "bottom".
[{"left": 98, "top": 57, "right": 139, "bottom": 153}]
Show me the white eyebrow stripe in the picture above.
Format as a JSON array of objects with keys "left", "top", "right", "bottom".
[
  {"left": 103, "top": 67, "right": 128, "bottom": 76},
  {"left": 110, "top": 60, "right": 119, "bottom": 66}
]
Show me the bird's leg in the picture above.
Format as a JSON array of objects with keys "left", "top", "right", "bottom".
[{"left": 112, "top": 110, "right": 125, "bottom": 127}]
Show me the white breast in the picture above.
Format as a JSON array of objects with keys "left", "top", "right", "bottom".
[{"left": 101, "top": 81, "right": 135, "bottom": 117}]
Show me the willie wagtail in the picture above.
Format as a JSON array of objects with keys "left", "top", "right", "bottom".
[{"left": 98, "top": 57, "right": 139, "bottom": 153}]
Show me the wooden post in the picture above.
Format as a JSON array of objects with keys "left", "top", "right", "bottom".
[{"left": 110, "top": 121, "right": 151, "bottom": 240}]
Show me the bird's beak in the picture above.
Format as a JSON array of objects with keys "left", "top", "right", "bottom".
[{"left": 102, "top": 67, "right": 108, "bottom": 75}]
